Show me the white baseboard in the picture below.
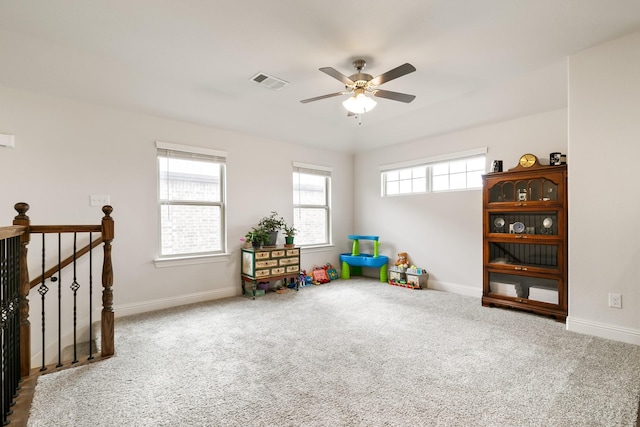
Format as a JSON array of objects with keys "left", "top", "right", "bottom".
[
  {"left": 115, "top": 287, "right": 239, "bottom": 317},
  {"left": 428, "top": 282, "right": 639, "bottom": 346},
  {"left": 566, "top": 316, "right": 640, "bottom": 346},
  {"left": 430, "top": 283, "right": 640, "bottom": 346},
  {"left": 427, "top": 280, "right": 482, "bottom": 298}
]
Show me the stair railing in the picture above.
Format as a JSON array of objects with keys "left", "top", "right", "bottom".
[
  {"left": 0, "top": 224, "right": 25, "bottom": 425},
  {"left": 12, "top": 202, "right": 115, "bottom": 378},
  {"left": 0, "top": 203, "right": 114, "bottom": 424}
]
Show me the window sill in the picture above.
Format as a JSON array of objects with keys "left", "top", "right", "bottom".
[
  {"left": 298, "top": 244, "right": 335, "bottom": 253},
  {"left": 154, "top": 253, "right": 230, "bottom": 268}
]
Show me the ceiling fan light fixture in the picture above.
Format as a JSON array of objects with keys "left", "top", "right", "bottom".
[{"left": 342, "top": 90, "right": 377, "bottom": 114}]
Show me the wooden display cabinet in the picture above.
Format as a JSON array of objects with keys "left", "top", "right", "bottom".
[{"left": 482, "top": 164, "right": 568, "bottom": 321}]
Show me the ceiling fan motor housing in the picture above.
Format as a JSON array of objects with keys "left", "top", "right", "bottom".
[
  {"left": 347, "top": 73, "right": 374, "bottom": 90},
  {"left": 349, "top": 60, "right": 373, "bottom": 89}
]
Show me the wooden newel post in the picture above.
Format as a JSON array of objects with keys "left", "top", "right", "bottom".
[
  {"left": 100, "top": 205, "right": 115, "bottom": 357},
  {"left": 13, "top": 202, "right": 31, "bottom": 377}
]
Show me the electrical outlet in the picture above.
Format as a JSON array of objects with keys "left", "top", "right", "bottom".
[
  {"left": 608, "top": 293, "right": 622, "bottom": 309},
  {"left": 90, "top": 194, "right": 110, "bottom": 207}
]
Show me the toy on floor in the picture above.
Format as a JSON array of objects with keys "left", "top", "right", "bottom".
[
  {"left": 339, "top": 235, "right": 389, "bottom": 282},
  {"left": 285, "top": 276, "right": 297, "bottom": 289},
  {"left": 389, "top": 255, "right": 429, "bottom": 289},
  {"left": 312, "top": 265, "right": 330, "bottom": 284},
  {"left": 325, "top": 263, "right": 339, "bottom": 281},
  {"left": 394, "top": 252, "right": 410, "bottom": 269},
  {"left": 298, "top": 270, "right": 312, "bottom": 287}
]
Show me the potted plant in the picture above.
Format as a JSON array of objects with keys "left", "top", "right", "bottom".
[
  {"left": 257, "top": 211, "right": 286, "bottom": 246},
  {"left": 283, "top": 224, "right": 297, "bottom": 247},
  {"left": 245, "top": 227, "right": 269, "bottom": 249}
]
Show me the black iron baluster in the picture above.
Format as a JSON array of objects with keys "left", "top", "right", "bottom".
[
  {"left": 1, "top": 238, "right": 8, "bottom": 424},
  {"left": 0, "top": 236, "right": 22, "bottom": 424},
  {"left": 38, "top": 234, "right": 48, "bottom": 372},
  {"left": 88, "top": 232, "right": 94, "bottom": 360},
  {"left": 10, "top": 237, "right": 20, "bottom": 404},
  {"left": 55, "top": 233, "right": 62, "bottom": 368},
  {"left": 70, "top": 233, "right": 80, "bottom": 364}
]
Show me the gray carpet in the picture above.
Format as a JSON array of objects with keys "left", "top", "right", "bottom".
[{"left": 28, "top": 278, "right": 640, "bottom": 426}]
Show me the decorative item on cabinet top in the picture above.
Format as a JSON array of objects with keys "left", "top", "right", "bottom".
[
  {"left": 549, "top": 152, "right": 567, "bottom": 166},
  {"left": 243, "top": 211, "right": 297, "bottom": 248},
  {"left": 283, "top": 224, "right": 297, "bottom": 247},
  {"left": 510, "top": 152, "right": 566, "bottom": 171},
  {"left": 512, "top": 153, "right": 540, "bottom": 170}
]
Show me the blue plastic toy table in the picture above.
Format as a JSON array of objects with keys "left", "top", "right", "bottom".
[{"left": 339, "top": 235, "right": 389, "bottom": 282}]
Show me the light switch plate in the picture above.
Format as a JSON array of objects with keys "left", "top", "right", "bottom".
[
  {"left": 90, "top": 194, "right": 110, "bottom": 207},
  {"left": 0, "top": 134, "right": 15, "bottom": 148}
]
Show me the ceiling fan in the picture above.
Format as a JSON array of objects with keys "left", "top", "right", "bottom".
[{"left": 300, "top": 59, "right": 417, "bottom": 115}]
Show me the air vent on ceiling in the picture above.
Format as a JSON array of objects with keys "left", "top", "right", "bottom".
[{"left": 251, "top": 73, "right": 289, "bottom": 90}]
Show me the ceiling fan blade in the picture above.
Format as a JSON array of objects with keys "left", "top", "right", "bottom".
[
  {"left": 319, "top": 67, "right": 355, "bottom": 86},
  {"left": 300, "top": 92, "right": 346, "bottom": 104},
  {"left": 371, "top": 89, "right": 416, "bottom": 103},
  {"left": 369, "top": 63, "right": 416, "bottom": 86}
]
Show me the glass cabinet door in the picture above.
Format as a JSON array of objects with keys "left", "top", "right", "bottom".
[
  {"left": 542, "top": 180, "right": 558, "bottom": 201},
  {"left": 488, "top": 178, "right": 559, "bottom": 203},
  {"left": 489, "top": 212, "right": 558, "bottom": 235},
  {"left": 488, "top": 241, "right": 560, "bottom": 272},
  {"left": 488, "top": 272, "right": 559, "bottom": 304}
]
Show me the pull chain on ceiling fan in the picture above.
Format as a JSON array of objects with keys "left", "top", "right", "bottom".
[{"left": 301, "top": 59, "right": 416, "bottom": 115}]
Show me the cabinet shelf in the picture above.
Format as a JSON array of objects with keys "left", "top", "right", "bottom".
[
  {"left": 486, "top": 234, "right": 562, "bottom": 243},
  {"left": 482, "top": 165, "right": 567, "bottom": 321}
]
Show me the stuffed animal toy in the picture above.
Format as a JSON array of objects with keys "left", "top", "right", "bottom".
[{"left": 394, "top": 252, "right": 409, "bottom": 268}]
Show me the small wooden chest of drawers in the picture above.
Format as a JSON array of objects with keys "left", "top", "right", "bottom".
[{"left": 241, "top": 247, "right": 300, "bottom": 298}]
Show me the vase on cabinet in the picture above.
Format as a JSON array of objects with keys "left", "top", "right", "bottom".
[{"left": 284, "top": 236, "right": 295, "bottom": 248}]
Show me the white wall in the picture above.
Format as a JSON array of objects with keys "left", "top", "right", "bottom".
[
  {"left": 4, "top": 24, "right": 639, "bottom": 356},
  {"left": 567, "top": 30, "right": 640, "bottom": 345},
  {"left": 353, "top": 109, "right": 568, "bottom": 295},
  {"left": 0, "top": 85, "right": 354, "bottom": 323}
]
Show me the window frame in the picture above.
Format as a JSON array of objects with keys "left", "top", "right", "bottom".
[
  {"left": 156, "top": 141, "right": 227, "bottom": 260},
  {"left": 380, "top": 148, "right": 487, "bottom": 197},
  {"left": 292, "top": 162, "right": 332, "bottom": 247},
  {"left": 382, "top": 165, "right": 429, "bottom": 196},
  {"left": 430, "top": 155, "right": 486, "bottom": 192}
]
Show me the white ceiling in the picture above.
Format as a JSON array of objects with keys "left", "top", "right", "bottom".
[{"left": 1, "top": 1, "right": 639, "bottom": 153}]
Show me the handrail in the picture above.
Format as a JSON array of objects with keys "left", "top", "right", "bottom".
[
  {"left": 30, "top": 225, "right": 102, "bottom": 233},
  {"left": 29, "top": 236, "right": 104, "bottom": 289},
  {"left": 0, "top": 225, "right": 26, "bottom": 240}
]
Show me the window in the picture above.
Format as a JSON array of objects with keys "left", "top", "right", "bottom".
[
  {"left": 156, "top": 141, "right": 226, "bottom": 258},
  {"left": 431, "top": 156, "right": 485, "bottom": 192},
  {"left": 383, "top": 166, "right": 427, "bottom": 196},
  {"left": 381, "top": 148, "right": 486, "bottom": 196},
  {"left": 293, "top": 162, "right": 331, "bottom": 246}
]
